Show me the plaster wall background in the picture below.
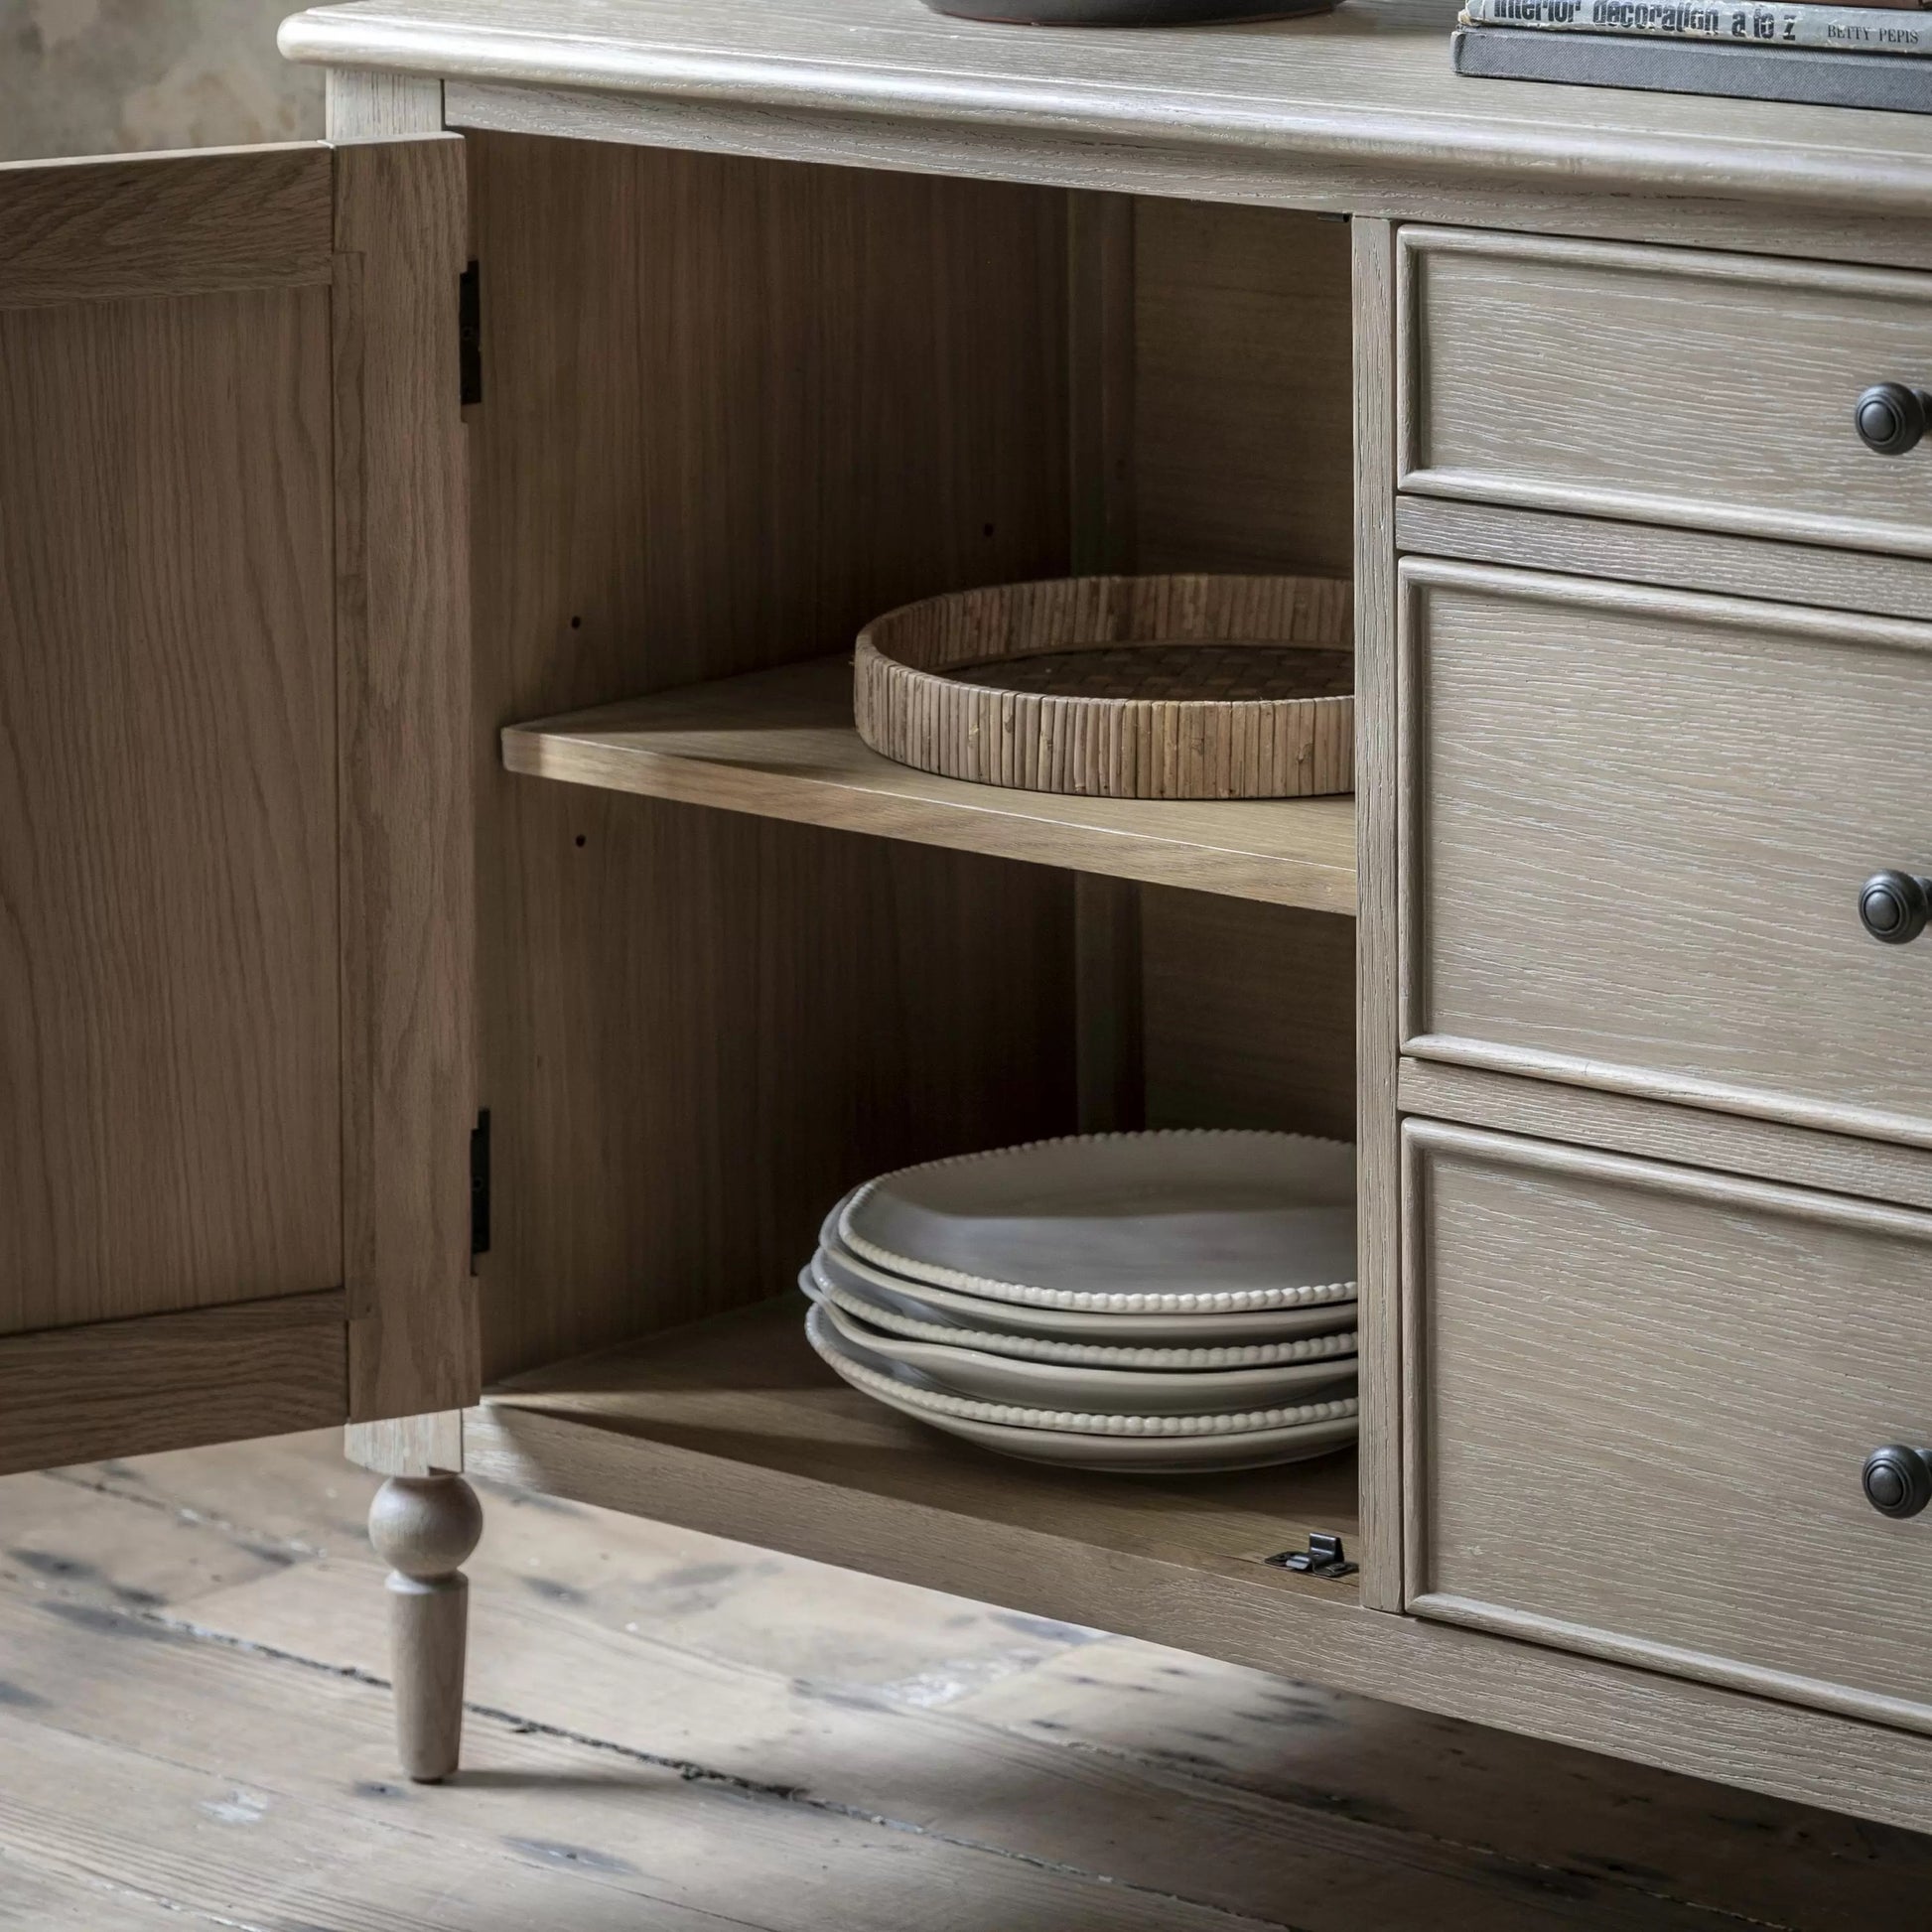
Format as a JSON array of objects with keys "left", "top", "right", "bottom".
[{"left": 2, "top": 0, "right": 322, "bottom": 160}]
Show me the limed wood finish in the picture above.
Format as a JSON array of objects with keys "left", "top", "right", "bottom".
[
  {"left": 0, "top": 150, "right": 342, "bottom": 1340},
  {"left": 1404, "top": 1120, "right": 1932, "bottom": 1734},
  {"left": 333, "top": 135, "right": 480, "bottom": 1426},
  {"left": 470, "top": 136, "right": 1078, "bottom": 1380},
  {"left": 1352, "top": 215, "right": 1405, "bottom": 1613},
  {"left": 1398, "top": 228, "right": 1932, "bottom": 558},
  {"left": 503, "top": 656, "right": 1359, "bottom": 913},
  {"left": 463, "top": 1297, "right": 1932, "bottom": 1834},
  {"left": 1397, "top": 496, "right": 1932, "bottom": 623},
  {"left": 1400, "top": 1058, "right": 1932, "bottom": 1215},
  {"left": 0, "top": 1293, "right": 347, "bottom": 1476},
  {"left": 281, "top": 0, "right": 1932, "bottom": 256},
  {"left": 272, "top": 1, "right": 1932, "bottom": 1834},
  {"left": 1400, "top": 559, "right": 1932, "bottom": 1148},
  {"left": 326, "top": 68, "right": 446, "bottom": 139}
]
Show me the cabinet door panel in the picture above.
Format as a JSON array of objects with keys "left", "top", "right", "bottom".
[
  {"left": 0, "top": 268, "right": 341, "bottom": 1335},
  {"left": 0, "top": 142, "right": 475, "bottom": 1472}
]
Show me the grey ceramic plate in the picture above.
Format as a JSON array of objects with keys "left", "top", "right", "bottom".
[
  {"left": 811, "top": 1241, "right": 1358, "bottom": 1344},
  {"left": 819, "top": 1294, "right": 1357, "bottom": 1414},
  {"left": 802, "top": 1268, "right": 1360, "bottom": 1369},
  {"left": 837, "top": 1131, "right": 1356, "bottom": 1310},
  {"left": 809, "top": 1307, "right": 1359, "bottom": 1474}
]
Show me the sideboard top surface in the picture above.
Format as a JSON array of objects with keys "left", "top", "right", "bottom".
[{"left": 282, "top": 0, "right": 1932, "bottom": 218}]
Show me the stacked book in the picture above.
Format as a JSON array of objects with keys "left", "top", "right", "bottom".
[{"left": 1453, "top": 0, "right": 1932, "bottom": 110}]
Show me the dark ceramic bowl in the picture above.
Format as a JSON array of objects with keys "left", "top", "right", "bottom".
[{"left": 922, "top": 0, "right": 1335, "bottom": 22}]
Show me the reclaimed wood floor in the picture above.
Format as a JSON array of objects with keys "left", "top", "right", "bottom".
[{"left": 1, "top": 1432, "right": 1927, "bottom": 1930}]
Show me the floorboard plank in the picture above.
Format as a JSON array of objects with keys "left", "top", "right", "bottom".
[
  {"left": 4, "top": 1430, "right": 1929, "bottom": 1932},
  {"left": 954, "top": 1633, "right": 1932, "bottom": 1932},
  {"left": 0, "top": 1592, "right": 1281, "bottom": 1932},
  {"left": 179, "top": 1557, "right": 1746, "bottom": 1932}
]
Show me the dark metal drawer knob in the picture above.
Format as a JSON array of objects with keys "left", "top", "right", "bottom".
[
  {"left": 1863, "top": 1446, "right": 1932, "bottom": 1519},
  {"left": 1859, "top": 872, "right": 1932, "bottom": 945},
  {"left": 1855, "top": 383, "right": 1930, "bottom": 456}
]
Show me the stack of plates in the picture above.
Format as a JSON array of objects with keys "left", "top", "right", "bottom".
[{"left": 802, "top": 1130, "right": 1359, "bottom": 1475}]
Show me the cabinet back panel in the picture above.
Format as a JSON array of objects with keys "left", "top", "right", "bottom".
[
  {"left": 1134, "top": 202, "right": 1353, "bottom": 578},
  {"left": 1142, "top": 890, "right": 1356, "bottom": 1141},
  {"left": 468, "top": 133, "right": 1069, "bottom": 712},
  {"left": 0, "top": 286, "right": 341, "bottom": 1334},
  {"left": 1124, "top": 204, "right": 1356, "bottom": 1145},
  {"left": 469, "top": 136, "right": 1077, "bottom": 1378}
]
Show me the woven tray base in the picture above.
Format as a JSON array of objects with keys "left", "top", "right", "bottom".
[{"left": 952, "top": 641, "right": 1353, "bottom": 704}]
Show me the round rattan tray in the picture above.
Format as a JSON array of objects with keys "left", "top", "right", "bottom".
[{"left": 853, "top": 574, "right": 1353, "bottom": 800}]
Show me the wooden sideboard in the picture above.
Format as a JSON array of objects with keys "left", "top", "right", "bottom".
[{"left": 5, "top": 0, "right": 1931, "bottom": 1827}]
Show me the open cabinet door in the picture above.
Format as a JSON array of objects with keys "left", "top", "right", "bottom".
[{"left": 0, "top": 138, "right": 476, "bottom": 1474}]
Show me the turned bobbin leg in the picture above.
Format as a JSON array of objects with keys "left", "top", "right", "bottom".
[{"left": 367, "top": 1474, "right": 484, "bottom": 1782}]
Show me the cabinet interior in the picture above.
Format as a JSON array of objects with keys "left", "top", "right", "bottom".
[{"left": 470, "top": 132, "right": 1363, "bottom": 1592}]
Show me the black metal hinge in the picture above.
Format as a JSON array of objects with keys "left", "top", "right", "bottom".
[
  {"left": 470, "top": 1109, "right": 491, "bottom": 1268},
  {"left": 459, "top": 259, "right": 483, "bottom": 408},
  {"left": 1265, "top": 1532, "right": 1357, "bottom": 1580}
]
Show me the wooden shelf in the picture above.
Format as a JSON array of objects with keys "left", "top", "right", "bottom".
[
  {"left": 465, "top": 1295, "right": 1364, "bottom": 1661},
  {"left": 502, "top": 656, "right": 1357, "bottom": 912}
]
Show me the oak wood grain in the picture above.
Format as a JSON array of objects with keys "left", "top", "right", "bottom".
[
  {"left": 1400, "top": 1059, "right": 1932, "bottom": 1213},
  {"left": 503, "top": 656, "right": 1358, "bottom": 912},
  {"left": 431, "top": 72, "right": 1932, "bottom": 280},
  {"left": 1067, "top": 190, "right": 1137, "bottom": 580},
  {"left": 1143, "top": 890, "right": 1355, "bottom": 1141},
  {"left": 326, "top": 69, "right": 447, "bottom": 139},
  {"left": 1400, "top": 559, "right": 1932, "bottom": 1149},
  {"left": 333, "top": 136, "right": 481, "bottom": 1425},
  {"left": 1406, "top": 1120, "right": 1932, "bottom": 1734},
  {"left": 279, "top": 0, "right": 1932, "bottom": 231},
  {"left": 346, "top": 1412, "right": 466, "bottom": 1478},
  {"left": 1136, "top": 202, "right": 1353, "bottom": 579},
  {"left": 468, "top": 136, "right": 1078, "bottom": 1379},
  {"left": 0, "top": 1293, "right": 346, "bottom": 1476},
  {"left": 0, "top": 215, "right": 341, "bottom": 1337},
  {"left": 1066, "top": 197, "right": 1144, "bottom": 1135},
  {"left": 1074, "top": 874, "right": 1146, "bottom": 1134},
  {"left": 1396, "top": 497, "right": 1932, "bottom": 623},
  {"left": 1352, "top": 215, "right": 1405, "bottom": 1614},
  {"left": 1399, "top": 227, "right": 1932, "bottom": 559},
  {"left": 0, "top": 147, "right": 333, "bottom": 308}
]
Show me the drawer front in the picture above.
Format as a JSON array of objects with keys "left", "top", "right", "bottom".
[
  {"left": 1398, "top": 227, "right": 1932, "bottom": 556},
  {"left": 1400, "top": 558, "right": 1932, "bottom": 1146},
  {"left": 1406, "top": 1119, "right": 1932, "bottom": 1731}
]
